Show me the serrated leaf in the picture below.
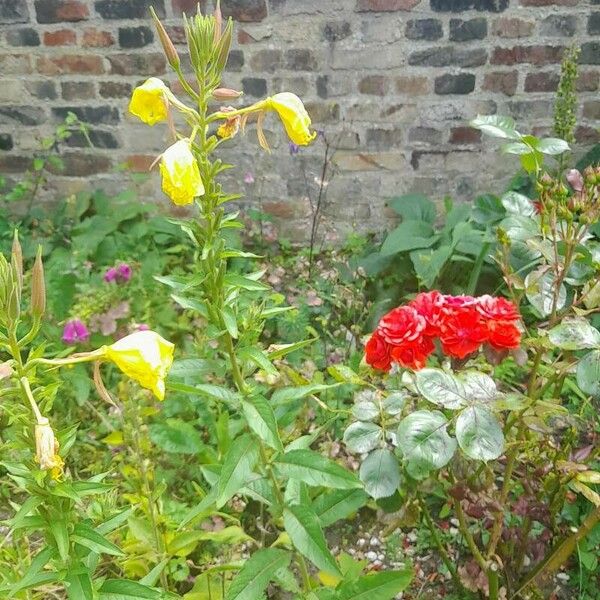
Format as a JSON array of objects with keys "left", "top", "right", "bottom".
[
  {"left": 548, "top": 318, "right": 600, "bottom": 350},
  {"left": 501, "top": 191, "right": 536, "bottom": 217},
  {"left": 352, "top": 400, "right": 379, "bottom": 421},
  {"left": 343, "top": 422, "right": 382, "bottom": 453},
  {"left": 537, "top": 137, "right": 570, "bottom": 155},
  {"left": 525, "top": 268, "right": 566, "bottom": 317},
  {"left": 284, "top": 505, "right": 341, "bottom": 576},
  {"left": 416, "top": 368, "right": 466, "bottom": 410},
  {"left": 275, "top": 450, "right": 361, "bottom": 490},
  {"left": 225, "top": 549, "right": 291, "bottom": 600},
  {"left": 397, "top": 410, "right": 456, "bottom": 469},
  {"left": 577, "top": 350, "right": 600, "bottom": 397},
  {"left": 359, "top": 449, "right": 400, "bottom": 499},
  {"left": 456, "top": 406, "right": 504, "bottom": 461},
  {"left": 461, "top": 371, "right": 499, "bottom": 404}
]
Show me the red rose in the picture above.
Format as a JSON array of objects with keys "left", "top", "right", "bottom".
[
  {"left": 476, "top": 295, "right": 520, "bottom": 321},
  {"left": 440, "top": 307, "right": 488, "bottom": 359},
  {"left": 378, "top": 306, "right": 425, "bottom": 345},
  {"left": 487, "top": 319, "right": 521, "bottom": 350},
  {"left": 365, "top": 331, "right": 392, "bottom": 371},
  {"left": 390, "top": 336, "right": 435, "bottom": 370},
  {"left": 442, "top": 294, "right": 478, "bottom": 312},
  {"left": 410, "top": 290, "right": 445, "bottom": 337}
]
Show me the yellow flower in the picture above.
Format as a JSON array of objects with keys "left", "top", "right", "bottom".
[
  {"left": 35, "top": 419, "right": 64, "bottom": 480},
  {"left": 159, "top": 140, "right": 205, "bottom": 206},
  {"left": 265, "top": 93, "right": 316, "bottom": 146},
  {"left": 129, "top": 77, "right": 170, "bottom": 126},
  {"left": 217, "top": 115, "right": 241, "bottom": 140},
  {"left": 105, "top": 330, "right": 174, "bottom": 400}
]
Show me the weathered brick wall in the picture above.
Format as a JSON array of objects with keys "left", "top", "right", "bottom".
[{"left": 0, "top": 0, "right": 599, "bottom": 241}]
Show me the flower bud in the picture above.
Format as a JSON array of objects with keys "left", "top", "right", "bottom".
[
  {"left": 151, "top": 7, "right": 180, "bottom": 70},
  {"left": 566, "top": 169, "right": 584, "bottom": 192},
  {"left": 212, "top": 88, "right": 243, "bottom": 101},
  {"left": 216, "top": 20, "right": 233, "bottom": 71},
  {"left": 31, "top": 246, "right": 46, "bottom": 318},
  {"left": 11, "top": 230, "right": 23, "bottom": 291},
  {"left": 214, "top": 0, "right": 222, "bottom": 45},
  {"left": 7, "top": 279, "right": 20, "bottom": 323}
]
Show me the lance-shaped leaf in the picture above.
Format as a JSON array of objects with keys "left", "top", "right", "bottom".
[
  {"left": 242, "top": 395, "right": 283, "bottom": 452},
  {"left": 337, "top": 568, "right": 414, "bottom": 600},
  {"left": 217, "top": 434, "right": 259, "bottom": 507}
]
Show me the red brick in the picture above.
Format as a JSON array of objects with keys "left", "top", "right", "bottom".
[
  {"left": 37, "top": 54, "right": 104, "bottom": 75},
  {"left": 126, "top": 154, "right": 156, "bottom": 172},
  {"left": 357, "top": 0, "right": 420, "bottom": 9},
  {"left": 583, "top": 101, "right": 600, "bottom": 120},
  {"left": 576, "top": 126, "right": 600, "bottom": 144},
  {"left": 46, "top": 153, "right": 111, "bottom": 175},
  {"left": 577, "top": 71, "right": 599, "bottom": 92},
  {"left": 238, "top": 29, "right": 258, "bottom": 44},
  {"left": 521, "top": 0, "right": 576, "bottom": 5},
  {"left": 82, "top": 28, "right": 114, "bottom": 47},
  {"left": 44, "top": 29, "right": 76, "bottom": 46},
  {"left": 491, "top": 17, "right": 534, "bottom": 38},
  {"left": 491, "top": 45, "right": 565, "bottom": 66},
  {"left": 524, "top": 71, "right": 559, "bottom": 92},
  {"left": 108, "top": 53, "right": 166, "bottom": 76},
  {"left": 359, "top": 75, "right": 389, "bottom": 96},
  {"left": 396, "top": 75, "right": 429, "bottom": 95},
  {"left": 165, "top": 25, "right": 186, "bottom": 45},
  {"left": 449, "top": 127, "right": 481, "bottom": 144},
  {"left": 172, "top": 0, "right": 206, "bottom": 15},
  {"left": 35, "top": 0, "right": 89, "bottom": 23},
  {"left": 0, "top": 155, "right": 30, "bottom": 173},
  {"left": 483, "top": 71, "right": 518, "bottom": 96}
]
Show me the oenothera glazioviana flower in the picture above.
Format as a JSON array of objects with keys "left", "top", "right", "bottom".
[
  {"left": 159, "top": 139, "right": 205, "bottom": 206},
  {"left": 129, "top": 77, "right": 196, "bottom": 126},
  {"left": 104, "top": 330, "right": 175, "bottom": 401},
  {"left": 35, "top": 418, "right": 64, "bottom": 480}
]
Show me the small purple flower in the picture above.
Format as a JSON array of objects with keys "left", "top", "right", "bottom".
[
  {"left": 288, "top": 142, "right": 300, "bottom": 156},
  {"left": 117, "top": 263, "right": 132, "bottom": 282},
  {"left": 244, "top": 172, "right": 255, "bottom": 184},
  {"left": 137, "top": 323, "right": 150, "bottom": 331},
  {"left": 62, "top": 319, "right": 90, "bottom": 345},
  {"left": 104, "top": 267, "right": 118, "bottom": 283}
]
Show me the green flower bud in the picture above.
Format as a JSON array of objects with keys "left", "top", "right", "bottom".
[{"left": 31, "top": 246, "right": 46, "bottom": 318}]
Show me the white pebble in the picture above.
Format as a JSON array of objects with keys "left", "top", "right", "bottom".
[{"left": 365, "top": 551, "right": 378, "bottom": 561}]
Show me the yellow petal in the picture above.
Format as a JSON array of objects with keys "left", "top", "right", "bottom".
[
  {"left": 128, "top": 77, "right": 170, "bottom": 126},
  {"left": 266, "top": 92, "right": 317, "bottom": 146},
  {"left": 105, "top": 330, "right": 175, "bottom": 400},
  {"left": 159, "top": 140, "right": 205, "bottom": 206}
]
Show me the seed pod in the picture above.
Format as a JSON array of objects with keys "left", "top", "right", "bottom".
[
  {"left": 31, "top": 246, "right": 46, "bottom": 318},
  {"left": 151, "top": 6, "right": 180, "bottom": 69},
  {"left": 11, "top": 230, "right": 23, "bottom": 292}
]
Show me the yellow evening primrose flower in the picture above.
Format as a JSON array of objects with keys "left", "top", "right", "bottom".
[
  {"left": 129, "top": 77, "right": 170, "bottom": 126},
  {"left": 159, "top": 140, "right": 205, "bottom": 206},
  {"left": 35, "top": 419, "right": 64, "bottom": 480},
  {"left": 105, "top": 330, "right": 174, "bottom": 400},
  {"left": 265, "top": 92, "right": 317, "bottom": 146}
]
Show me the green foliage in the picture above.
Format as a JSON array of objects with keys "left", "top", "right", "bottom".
[{"left": 554, "top": 45, "right": 580, "bottom": 144}]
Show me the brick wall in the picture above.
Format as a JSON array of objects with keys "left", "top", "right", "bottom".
[{"left": 0, "top": 0, "right": 599, "bottom": 241}]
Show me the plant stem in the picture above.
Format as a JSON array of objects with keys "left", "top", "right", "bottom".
[
  {"left": 297, "top": 553, "right": 312, "bottom": 592},
  {"left": 452, "top": 497, "right": 487, "bottom": 573}
]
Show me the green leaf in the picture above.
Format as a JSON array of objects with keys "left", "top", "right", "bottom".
[
  {"left": 217, "top": 434, "right": 260, "bottom": 507},
  {"left": 99, "top": 579, "right": 162, "bottom": 599},
  {"left": 327, "top": 365, "right": 365, "bottom": 385},
  {"left": 410, "top": 245, "right": 453, "bottom": 289},
  {"left": 221, "top": 306, "right": 239, "bottom": 338},
  {"left": 174, "top": 382, "right": 240, "bottom": 406},
  {"left": 268, "top": 338, "right": 316, "bottom": 360},
  {"left": 49, "top": 518, "right": 70, "bottom": 561},
  {"left": 359, "top": 449, "right": 400, "bottom": 499},
  {"left": 139, "top": 559, "right": 169, "bottom": 587},
  {"left": 72, "top": 523, "right": 124, "bottom": 556},
  {"left": 239, "top": 346, "right": 278, "bottom": 376},
  {"left": 65, "top": 569, "right": 94, "bottom": 600},
  {"left": 242, "top": 395, "right": 283, "bottom": 452},
  {"left": 525, "top": 268, "right": 566, "bottom": 317},
  {"left": 461, "top": 371, "right": 499, "bottom": 404},
  {"left": 271, "top": 384, "right": 340, "bottom": 405},
  {"left": 382, "top": 392, "right": 407, "bottom": 416},
  {"left": 520, "top": 150, "right": 544, "bottom": 174},
  {"left": 387, "top": 194, "right": 436, "bottom": 223},
  {"left": 502, "top": 141, "right": 533, "bottom": 155},
  {"left": 168, "top": 526, "right": 251, "bottom": 556},
  {"left": 337, "top": 569, "right": 413, "bottom": 599},
  {"left": 456, "top": 406, "right": 504, "bottom": 461},
  {"left": 149, "top": 419, "right": 206, "bottom": 454},
  {"left": 275, "top": 449, "right": 361, "bottom": 490},
  {"left": 537, "top": 137, "right": 570, "bottom": 155},
  {"left": 397, "top": 410, "right": 457, "bottom": 469},
  {"left": 416, "top": 368, "right": 466, "bottom": 410},
  {"left": 352, "top": 400, "right": 379, "bottom": 421},
  {"left": 577, "top": 350, "right": 600, "bottom": 398},
  {"left": 343, "top": 422, "right": 382, "bottom": 453},
  {"left": 224, "top": 273, "right": 270, "bottom": 291},
  {"left": 171, "top": 294, "right": 208, "bottom": 317},
  {"left": 225, "top": 549, "right": 291, "bottom": 600},
  {"left": 283, "top": 505, "right": 341, "bottom": 576},
  {"left": 501, "top": 191, "right": 536, "bottom": 217},
  {"left": 470, "top": 115, "right": 519, "bottom": 140},
  {"left": 379, "top": 221, "right": 437, "bottom": 256},
  {"left": 313, "top": 489, "right": 369, "bottom": 527},
  {"left": 548, "top": 318, "right": 600, "bottom": 350}
]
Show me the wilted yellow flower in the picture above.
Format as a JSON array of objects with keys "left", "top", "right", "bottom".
[
  {"left": 159, "top": 140, "right": 205, "bottom": 206},
  {"left": 217, "top": 115, "right": 241, "bottom": 140},
  {"left": 35, "top": 419, "right": 64, "bottom": 480},
  {"left": 265, "top": 93, "right": 316, "bottom": 146},
  {"left": 129, "top": 77, "right": 170, "bottom": 126},
  {"left": 105, "top": 330, "right": 174, "bottom": 400}
]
